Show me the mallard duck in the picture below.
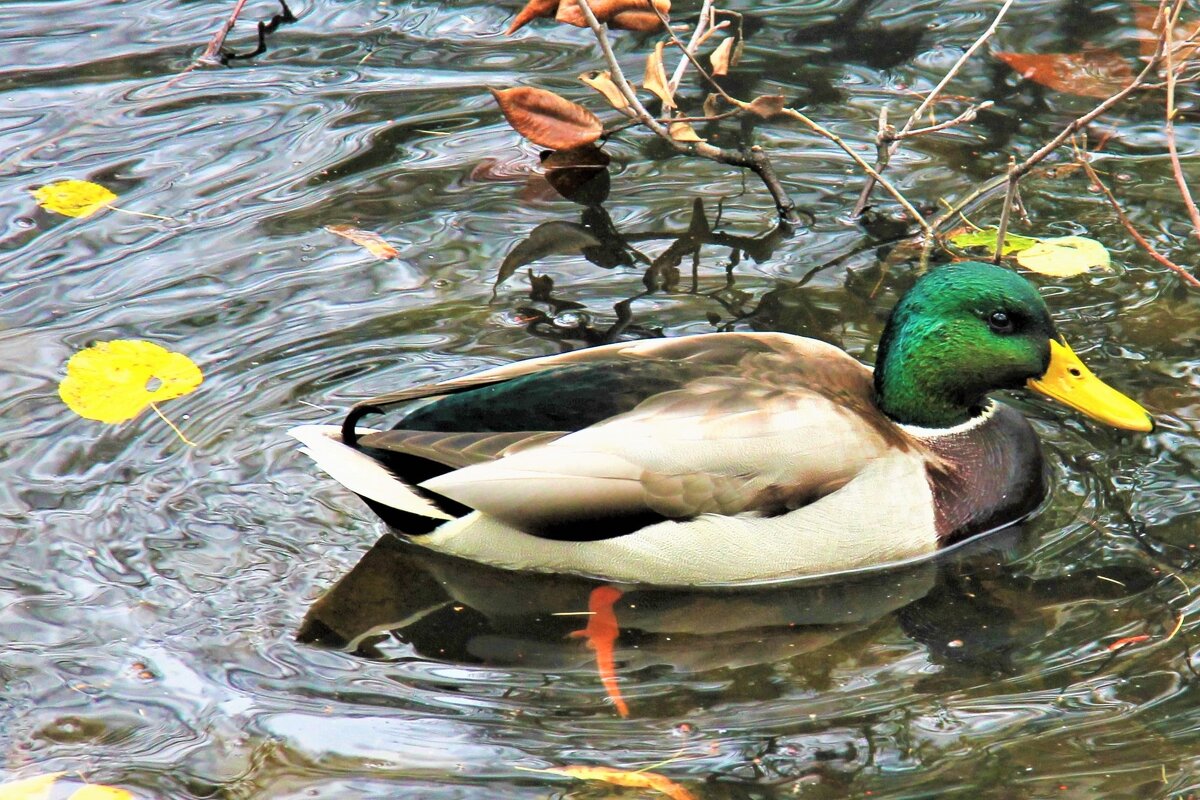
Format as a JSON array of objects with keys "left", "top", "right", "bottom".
[{"left": 291, "top": 261, "right": 1152, "bottom": 586}]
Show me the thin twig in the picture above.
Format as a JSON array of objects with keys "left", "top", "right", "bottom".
[
  {"left": 1077, "top": 157, "right": 1200, "bottom": 288},
  {"left": 853, "top": 0, "right": 1015, "bottom": 215},
  {"left": 993, "top": 156, "right": 1020, "bottom": 261},
  {"left": 668, "top": 0, "right": 715, "bottom": 94},
  {"left": 894, "top": 101, "right": 994, "bottom": 140},
  {"left": 200, "top": 0, "right": 251, "bottom": 64},
  {"left": 1164, "top": 2, "right": 1200, "bottom": 244}
]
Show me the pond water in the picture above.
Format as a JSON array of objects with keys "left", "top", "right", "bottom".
[{"left": 3, "top": 0, "right": 1200, "bottom": 797}]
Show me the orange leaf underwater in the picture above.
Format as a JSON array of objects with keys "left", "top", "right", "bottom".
[
  {"left": 490, "top": 86, "right": 604, "bottom": 150},
  {"left": 538, "top": 765, "right": 699, "bottom": 800},
  {"left": 570, "top": 585, "right": 628, "bottom": 717},
  {"left": 325, "top": 224, "right": 400, "bottom": 260},
  {"left": 995, "top": 50, "right": 1135, "bottom": 98}
]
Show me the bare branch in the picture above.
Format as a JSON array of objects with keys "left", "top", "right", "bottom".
[{"left": 668, "top": 0, "right": 715, "bottom": 94}]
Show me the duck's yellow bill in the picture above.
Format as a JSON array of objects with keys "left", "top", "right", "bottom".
[{"left": 1026, "top": 339, "right": 1153, "bottom": 432}]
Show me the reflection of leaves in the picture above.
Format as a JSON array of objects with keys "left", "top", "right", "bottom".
[
  {"left": 995, "top": 50, "right": 1134, "bottom": 98},
  {"left": 490, "top": 87, "right": 603, "bottom": 151},
  {"left": 1016, "top": 235, "right": 1110, "bottom": 276},
  {"left": 324, "top": 224, "right": 399, "bottom": 260},
  {"left": 498, "top": 221, "right": 602, "bottom": 286},
  {"left": 33, "top": 179, "right": 117, "bottom": 218},
  {"left": 541, "top": 146, "right": 611, "bottom": 205}
]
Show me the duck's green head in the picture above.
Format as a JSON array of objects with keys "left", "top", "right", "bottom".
[{"left": 874, "top": 261, "right": 1152, "bottom": 431}]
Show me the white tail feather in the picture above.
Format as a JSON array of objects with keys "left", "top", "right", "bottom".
[{"left": 288, "top": 425, "right": 454, "bottom": 520}]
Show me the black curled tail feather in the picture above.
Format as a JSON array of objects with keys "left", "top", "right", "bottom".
[{"left": 342, "top": 404, "right": 385, "bottom": 447}]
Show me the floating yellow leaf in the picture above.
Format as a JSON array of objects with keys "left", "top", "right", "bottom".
[
  {"left": 32, "top": 180, "right": 117, "bottom": 218},
  {"left": 521, "top": 765, "right": 697, "bottom": 800},
  {"left": 325, "top": 224, "right": 400, "bottom": 260},
  {"left": 0, "top": 773, "right": 62, "bottom": 800},
  {"left": 59, "top": 340, "right": 202, "bottom": 445},
  {"left": 68, "top": 786, "right": 135, "bottom": 800},
  {"left": 643, "top": 42, "right": 674, "bottom": 108},
  {"left": 1015, "top": 235, "right": 1110, "bottom": 277}
]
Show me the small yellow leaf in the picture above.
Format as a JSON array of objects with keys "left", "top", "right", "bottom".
[
  {"left": 325, "top": 225, "right": 400, "bottom": 260},
  {"left": 668, "top": 121, "right": 703, "bottom": 142},
  {"left": 710, "top": 37, "right": 734, "bottom": 76},
  {"left": 579, "top": 70, "right": 629, "bottom": 110},
  {"left": 59, "top": 340, "right": 203, "bottom": 425},
  {"left": 69, "top": 786, "right": 135, "bottom": 800},
  {"left": 643, "top": 42, "right": 674, "bottom": 108},
  {"left": 32, "top": 180, "right": 117, "bottom": 218},
  {"left": 1015, "top": 235, "right": 1110, "bottom": 277},
  {"left": 0, "top": 773, "right": 63, "bottom": 800}
]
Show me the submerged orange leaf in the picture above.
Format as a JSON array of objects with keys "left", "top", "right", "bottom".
[
  {"left": 325, "top": 224, "right": 400, "bottom": 260},
  {"left": 995, "top": 50, "right": 1135, "bottom": 98},
  {"left": 32, "top": 179, "right": 117, "bottom": 218},
  {"left": 569, "top": 585, "right": 628, "bottom": 717},
  {"left": 490, "top": 86, "right": 604, "bottom": 150},
  {"left": 531, "top": 765, "right": 699, "bottom": 800}
]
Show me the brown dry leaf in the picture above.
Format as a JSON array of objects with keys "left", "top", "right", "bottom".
[
  {"left": 506, "top": 0, "right": 559, "bottom": 34},
  {"left": 643, "top": 41, "right": 675, "bottom": 107},
  {"left": 325, "top": 224, "right": 399, "bottom": 260},
  {"left": 535, "top": 765, "right": 698, "bottom": 800},
  {"left": 579, "top": 70, "right": 629, "bottom": 109},
  {"left": 710, "top": 36, "right": 735, "bottom": 76},
  {"left": 490, "top": 86, "right": 604, "bottom": 150},
  {"left": 995, "top": 50, "right": 1135, "bottom": 99},
  {"left": 556, "top": 0, "right": 668, "bottom": 29},
  {"left": 668, "top": 121, "right": 703, "bottom": 142},
  {"left": 702, "top": 92, "right": 723, "bottom": 118},
  {"left": 746, "top": 94, "right": 788, "bottom": 119}
]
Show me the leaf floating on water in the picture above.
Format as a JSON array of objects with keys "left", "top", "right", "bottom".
[
  {"left": 0, "top": 774, "right": 135, "bottom": 800},
  {"left": 947, "top": 227, "right": 1040, "bottom": 255},
  {"left": 521, "top": 765, "right": 698, "bottom": 800},
  {"left": 580, "top": 70, "right": 629, "bottom": 110},
  {"left": 569, "top": 585, "right": 628, "bottom": 717},
  {"left": 746, "top": 94, "right": 787, "bottom": 119},
  {"left": 1016, "top": 235, "right": 1110, "bottom": 277},
  {"left": 490, "top": 87, "right": 603, "bottom": 151},
  {"left": 506, "top": 0, "right": 559, "bottom": 33},
  {"left": 59, "top": 340, "right": 202, "bottom": 446},
  {"left": 32, "top": 179, "right": 117, "bottom": 218},
  {"left": 710, "top": 36, "right": 735, "bottom": 76},
  {"left": 325, "top": 224, "right": 400, "bottom": 260},
  {"left": 643, "top": 42, "right": 675, "bottom": 108},
  {"left": 994, "top": 50, "right": 1135, "bottom": 99}
]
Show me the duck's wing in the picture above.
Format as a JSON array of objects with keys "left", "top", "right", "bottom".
[{"left": 346, "top": 332, "right": 922, "bottom": 538}]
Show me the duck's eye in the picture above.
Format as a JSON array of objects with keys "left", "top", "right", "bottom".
[{"left": 988, "top": 310, "right": 1015, "bottom": 334}]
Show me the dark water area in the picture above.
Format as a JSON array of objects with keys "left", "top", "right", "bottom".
[{"left": 3, "top": 0, "right": 1200, "bottom": 797}]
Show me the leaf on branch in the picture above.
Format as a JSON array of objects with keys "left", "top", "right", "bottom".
[
  {"left": 643, "top": 41, "right": 675, "bottom": 107},
  {"left": 702, "top": 93, "right": 724, "bottom": 118},
  {"left": 498, "top": 221, "right": 602, "bottom": 285},
  {"left": 506, "top": 0, "right": 559, "bottom": 34},
  {"left": 556, "top": 0, "right": 669, "bottom": 30},
  {"left": 994, "top": 50, "right": 1134, "bottom": 99},
  {"left": 524, "top": 765, "right": 698, "bottom": 800},
  {"left": 541, "top": 145, "right": 611, "bottom": 203},
  {"left": 490, "top": 87, "right": 603, "bottom": 150},
  {"left": 32, "top": 179, "right": 117, "bottom": 218},
  {"left": 1016, "top": 235, "right": 1110, "bottom": 276},
  {"left": 746, "top": 94, "right": 787, "bottom": 119},
  {"left": 710, "top": 36, "right": 735, "bottom": 76},
  {"left": 579, "top": 70, "right": 629, "bottom": 109},
  {"left": 325, "top": 224, "right": 400, "bottom": 260},
  {"left": 668, "top": 121, "right": 703, "bottom": 142},
  {"left": 947, "top": 227, "right": 1039, "bottom": 255}
]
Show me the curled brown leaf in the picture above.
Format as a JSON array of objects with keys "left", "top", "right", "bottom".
[
  {"left": 506, "top": 0, "right": 559, "bottom": 34},
  {"left": 490, "top": 86, "right": 603, "bottom": 150},
  {"left": 710, "top": 37, "right": 735, "bottom": 76},
  {"left": 746, "top": 94, "right": 787, "bottom": 119},
  {"left": 643, "top": 41, "right": 674, "bottom": 107},
  {"left": 579, "top": 70, "right": 629, "bottom": 109}
]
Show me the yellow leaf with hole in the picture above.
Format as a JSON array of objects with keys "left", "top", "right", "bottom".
[
  {"left": 0, "top": 773, "right": 63, "bottom": 800},
  {"left": 1015, "top": 235, "right": 1110, "bottom": 277},
  {"left": 68, "top": 785, "right": 135, "bottom": 800},
  {"left": 59, "top": 340, "right": 202, "bottom": 424},
  {"left": 32, "top": 180, "right": 118, "bottom": 218}
]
